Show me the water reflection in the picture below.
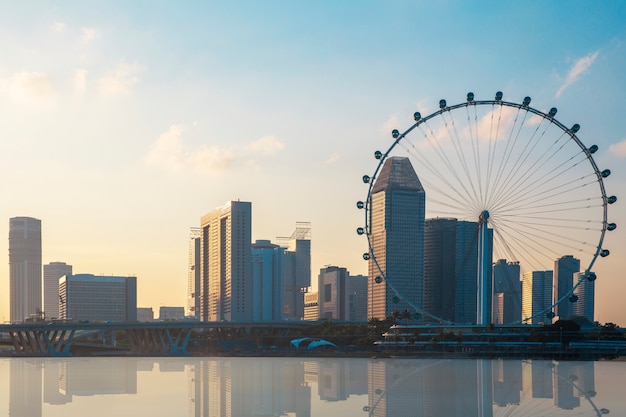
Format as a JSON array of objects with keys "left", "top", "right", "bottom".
[{"left": 4, "top": 357, "right": 613, "bottom": 417}]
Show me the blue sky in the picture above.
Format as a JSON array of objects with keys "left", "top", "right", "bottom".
[{"left": 0, "top": 1, "right": 625, "bottom": 324}]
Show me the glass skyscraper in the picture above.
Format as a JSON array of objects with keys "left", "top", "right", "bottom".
[{"left": 368, "top": 157, "right": 425, "bottom": 320}]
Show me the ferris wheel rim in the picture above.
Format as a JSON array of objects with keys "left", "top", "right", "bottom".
[{"left": 361, "top": 92, "right": 613, "bottom": 325}]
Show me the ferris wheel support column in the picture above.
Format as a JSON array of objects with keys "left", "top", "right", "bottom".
[{"left": 477, "top": 210, "right": 491, "bottom": 325}]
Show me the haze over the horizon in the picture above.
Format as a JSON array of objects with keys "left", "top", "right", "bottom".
[{"left": 1, "top": 1, "right": 625, "bottom": 325}]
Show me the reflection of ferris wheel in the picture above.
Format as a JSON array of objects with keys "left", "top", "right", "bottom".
[{"left": 358, "top": 92, "right": 616, "bottom": 324}]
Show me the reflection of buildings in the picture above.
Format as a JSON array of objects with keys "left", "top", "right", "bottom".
[
  {"left": 10, "top": 360, "right": 43, "bottom": 417},
  {"left": 493, "top": 359, "right": 521, "bottom": 407}
]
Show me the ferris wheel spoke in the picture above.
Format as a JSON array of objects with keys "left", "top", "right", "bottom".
[{"left": 397, "top": 140, "right": 477, "bottom": 210}]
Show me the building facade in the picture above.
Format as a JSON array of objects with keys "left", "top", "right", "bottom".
[
  {"left": 304, "top": 292, "right": 319, "bottom": 321},
  {"left": 368, "top": 157, "right": 425, "bottom": 321},
  {"left": 572, "top": 272, "right": 595, "bottom": 323},
  {"left": 200, "top": 201, "right": 253, "bottom": 322},
  {"left": 279, "top": 222, "right": 311, "bottom": 321},
  {"left": 251, "top": 239, "right": 285, "bottom": 321},
  {"left": 9, "top": 216, "right": 42, "bottom": 323},
  {"left": 522, "top": 270, "right": 553, "bottom": 325},
  {"left": 553, "top": 255, "right": 580, "bottom": 320},
  {"left": 493, "top": 259, "right": 521, "bottom": 324},
  {"left": 318, "top": 266, "right": 349, "bottom": 320},
  {"left": 349, "top": 274, "right": 368, "bottom": 322},
  {"left": 59, "top": 274, "right": 137, "bottom": 322},
  {"left": 159, "top": 306, "right": 185, "bottom": 321},
  {"left": 187, "top": 228, "right": 201, "bottom": 318},
  {"left": 136, "top": 307, "right": 154, "bottom": 322},
  {"left": 43, "top": 261, "right": 73, "bottom": 320}
]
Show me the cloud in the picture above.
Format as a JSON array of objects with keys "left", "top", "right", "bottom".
[
  {"left": 383, "top": 115, "right": 399, "bottom": 135},
  {"left": 245, "top": 135, "right": 285, "bottom": 156},
  {"left": 609, "top": 139, "right": 626, "bottom": 157},
  {"left": 74, "top": 69, "right": 87, "bottom": 94},
  {"left": 80, "top": 27, "right": 100, "bottom": 45},
  {"left": 324, "top": 152, "right": 340, "bottom": 164},
  {"left": 0, "top": 71, "right": 55, "bottom": 105},
  {"left": 556, "top": 51, "right": 599, "bottom": 98},
  {"left": 51, "top": 21, "right": 66, "bottom": 32},
  {"left": 98, "top": 62, "right": 142, "bottom": 96},
  {"left": 145, "top": 125, "right": 285, "bottom": 176}
]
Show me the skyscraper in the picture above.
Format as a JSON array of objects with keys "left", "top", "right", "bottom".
[
  {"left": 318, "top": 266, "right": 350, "bottom": 321},
  {"left": 572, "top": 272, "right": 595, "bottom": 322},
  {"left": 493, "top": 259, "right": 521, "bottom": 324},
  {"left": 522, "top": 270, "right": 553, "bottom": 325},
  {"left": 553, "top": 255, "right": 580, "bottom": 320},
  {"left": 423, "top": 218, "right": 457, "bottom": 321},
  {"left": 9, "top": 216, "right": 42, "bottom": 323},
  {"left": 187, "top": 227, "right": 201, "bottom": 318},
  {"left": 200, "top": 201, "right": 253, "bottom": 322},
  {"left": 368, "top": 157, "right": 425, "bottom": 320},
  {"left": 279, "top": 222, "right": 311, "bottom": 321},
  {"left": 251, "top": 239, "right": 285, "bottom": 321},
  {"left": 43, "top": 262, "right": 73, "bottom": 320}
]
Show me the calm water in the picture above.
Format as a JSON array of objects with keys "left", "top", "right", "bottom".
[{"left": 0, "top": 357, "right": 624, "bottom": 417}]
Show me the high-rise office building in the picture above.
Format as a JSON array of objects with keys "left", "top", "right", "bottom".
[
  {"left": 493, "top": 259, "right": 521, "bottom": 324},
  {"left": 279, "top": 222, "right": 311, "bottom": 320},
  {"left": 455, "top": 220, "right": 493, "bottom": 324},
  {"left": 423, "top": 218, "right": 493, "bottom": 324},
  {"left": 572, "top": 272, "right": 595, "bottom": 322},
  {"left": 368, "top": 157, "right": 425, "bottom": 320},
  {"left": 251, "top": 239, "right": 285, "bottom": 321},
  {"left": 423, "top": 218, "right": 457, "bottom": 321},
  {"left": 349, "top": 274, "right": 368, "bottom": 322},
  {"left": 318, "top": 266, "right": 350, "bottom": 321},
  {"left": 9, "top": 216, "right": 42, "bottom": 323},
  {"left": 59, "top": 274, "right": 137, "bottom": 322},
  {"left": 200, "top": 201, "right": 253, "bottom": 322},
  {"left": 553, "top": 255, "right": 580, "bottom": 320},
  {"left": 187, "top": 228, "right": 201, "bottom": 318},
  {"left": 522, "top": 270, "right": 553, "bottom": 325},
  {"left": 43, "top": 261, "right": 73, "bottom": 320}
]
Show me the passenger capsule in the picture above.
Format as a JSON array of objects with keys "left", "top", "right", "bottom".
[
  {"left": 439, "top": 99, "right": 447, "bottom": 109},
  {"left": 587, "top": 272, "right": 597, "bottom": 281},
  {"left": 363, "top": 253, "right": 370, "bottom": 260},
  {"left": 356, "top": 201, "right": 364, "bottom": 209},
  {"left": 548, "top": 107, "right": 557, "bottom": 117},
  {"left": 569, "top": 294, "right": 579, "bottom": 303},
  {"left": 607, "top": 223, "right": 617, "bottom": 231},
  {"left": 601, "top": 169, "right": 611, "bottom": 178},
  {"left": 413, "top": 111, "right": 421, "bottom": 121},
  {"left": 495, "top": 91, "right": 503, "bottom": 101},
  {"left": 374, "top": 150, "right": 382, "bottom": 159},
  {"left": 374, "top": 276, "right": 383, "bottom": 284},
  {"left": 600, "top": 249, "right": 610, "bottom": 257},
  {"left": 547, "top": 311, "right": 555, "bottom": 319},
  {"left": 362, "top": 175, "right": 370, "bottom": 183},
  {"left": 571, "top": 124, "right": 580, "bottom": 133},
  {"left": 356, "top": 227, "right": 365, "bottom": 235},
  {"left": 392, "top": 296, "right": 400, "bottom": 304},
  {"left": 523, "top": 96, "right": 531, "bottom": 107},
  {"left": 467, "top": 92, "right": 474, "bottom": 102},
  {"left": 374, "top": 389, "right": 383, "bottom": 395},
  {"left": 588, "top": 145, "right": 598, "bottom": 154},
  {"left": 391, "top": 129, "right": 399, "bottom": 139},
  {"left": 607, "top": 195, "right": 617, "bottom": 204}
]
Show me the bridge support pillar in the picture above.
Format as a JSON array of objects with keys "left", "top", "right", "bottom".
[
  {"left": 126, "top": 328, "right": 191, "bottom": 356},
  {"left": 8, "top": 329, "right": 75, "bottom": 356}
]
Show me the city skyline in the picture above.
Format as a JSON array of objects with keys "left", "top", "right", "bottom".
[{"left": 1, "top": 2, "right": 625, "bottom": 324}]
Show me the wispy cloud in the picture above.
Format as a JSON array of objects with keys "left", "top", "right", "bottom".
[
  {"left": 609, "top": 139, "right": 626, "bottom": 157},
  {"left": 51, "top": 21, "right": 66, "bottom": 32},
  {"left": 74, "top": 69, "right": 87, "bottom": 94},
  {"left": 0, "top": 71, "right": 55, "bottom": 106},
  {"left": 382, "top": 115, "right": 399, "bottom": 135},
  {"left": 80, "top": 27, "right": 100, "bottom": 45},
  {"left": 98, "top": 62, "right": 142, "bottom": 96},
  {"left": 145, "top": 125, "right": 285, "bottom": 176},
  {"left": 556, "top": 51, "right": 599, "bottom": 98},
  {"left": 324, "top": 152, "right": 340, "bottom": 164}
]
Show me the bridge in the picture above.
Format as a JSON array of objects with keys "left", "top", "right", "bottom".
[{"left": 0, "top": 321, "right": 312, "bottom": 357}]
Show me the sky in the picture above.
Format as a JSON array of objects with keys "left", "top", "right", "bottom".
[{"left": 0, "top": 1, "right": 625, "bottom": 324}]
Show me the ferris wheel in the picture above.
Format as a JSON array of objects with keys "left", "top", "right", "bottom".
[{"left": 358, "top": 91, "right": 616, "bottom": 324}]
